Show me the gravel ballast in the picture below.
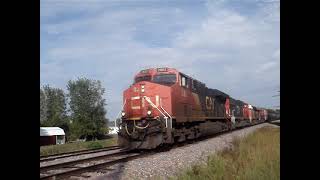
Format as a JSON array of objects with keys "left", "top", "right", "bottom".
[{"left": 119, "top": 123, "right": 279, "bottom": 180}]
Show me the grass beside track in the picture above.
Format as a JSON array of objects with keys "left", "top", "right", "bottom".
[
  {"left": 171, "top": 126, "right": 280, "bottom": 180},
  {"left": 40, "top": 137, "right": 118, "bottom": 156}
]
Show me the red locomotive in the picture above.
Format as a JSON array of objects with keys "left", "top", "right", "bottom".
[{"left": 117, "top": 67, "right": 268, "bottom": 149}]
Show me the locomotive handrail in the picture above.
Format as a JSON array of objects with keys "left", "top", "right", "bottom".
[
  {"left": 125, "top": 123, "right": 135, "bottom": 135},
  {"left": 143, "top": 96, "right": 170, "bottom": 128},
  {"left": 160, "top": 98, "right": 172, "bottom": 129},
  {"left": 143, "top": 96, "right": 167, "bottom": 117}
]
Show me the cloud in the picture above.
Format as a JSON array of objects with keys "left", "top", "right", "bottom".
[
  {"left": 257, "top": 61, "right": 277, "bottom": 73},
  {"left": 41, "top": 0, "right": 280, "bottom": 119}
]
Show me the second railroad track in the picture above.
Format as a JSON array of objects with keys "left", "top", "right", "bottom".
[{"left": 40, "top": 147, "right": 146, "bottom": 179}]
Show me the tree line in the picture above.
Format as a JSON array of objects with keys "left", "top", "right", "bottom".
[{"left": 40, "top": 77, "right": 108, "bottom": 141}]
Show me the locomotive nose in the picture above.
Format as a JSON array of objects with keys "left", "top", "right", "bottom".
[
  {"left": 124, "top": 82, "right": 170, "bottom": 120},
  {"left": 125, "top": 83, "right": 153, "bottom": 118},
  {"left": 122, "top": 81, "right": 172, "bottom": 120}
]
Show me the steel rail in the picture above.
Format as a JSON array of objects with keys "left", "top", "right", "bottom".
[
  {"left": 40, "top": 146, "right": 121, "bottom": 162},
  {"left": 40, "top": 152, "right": 142, "bottom": 179},
  {"left": 40, "top": 149, "right": 130, "bottom": 172}
]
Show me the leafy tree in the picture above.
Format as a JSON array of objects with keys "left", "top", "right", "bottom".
[
  {"left": 40, "top": 88, "right": 47, "bottom": 125},
  {"left": 67, "top": 78, "right": 108, "bottom": 140},
  {"left": 41, "top": 85, "right": 69, "bottom": 135}
]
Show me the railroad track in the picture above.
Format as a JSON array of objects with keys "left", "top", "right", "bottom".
[
  {"left": 40, "top": 148, "right": 144, "bottom": 179},
  {"left": 40, "top": 122, "right": 272, "bottom": 179},
  {"left": 40, "top": 145, "right": 121, "bottom": 162}
]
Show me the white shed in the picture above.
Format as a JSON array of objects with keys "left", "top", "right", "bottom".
[
  {"left": 40, "top": 127, "right": 66, "bottom": 146},
  {"left": 108, "top": 126, "right": 119, "bottom": 135}
]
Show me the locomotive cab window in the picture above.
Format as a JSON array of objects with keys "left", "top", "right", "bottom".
[
  {"left": 180, "top": 74, "right": 189, "bottom": 88},
  {"left": 135, "top": 75, "right": 151, "bottom": 83},
  {"left": 153, "top": 74, "right": 177, "bottom": 85}
]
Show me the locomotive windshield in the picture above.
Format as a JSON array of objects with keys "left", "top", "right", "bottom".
[
  {"left": 135, "top": 75, "right": 152, "bottom": 83},
  {"left": 153, "top": 74, "right": 177, "bottom": 85}
]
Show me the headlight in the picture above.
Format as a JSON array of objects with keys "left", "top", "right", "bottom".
[
  {"left": 121, "top": 112, "right": 126, "bottom": 117},
  {"left": 147, "top": 110, "right": 152, "bottom": 115}
]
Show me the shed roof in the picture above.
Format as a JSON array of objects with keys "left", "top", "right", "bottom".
[{"left": 40, "top": 127, "right": 65, "bottom": 136}]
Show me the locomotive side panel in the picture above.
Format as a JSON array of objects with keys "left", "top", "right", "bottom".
[
  {"left": 206, "top": 88, "right": 228, "bottom": 119},
  {"left": 171, "top": 83, "right": 189, "bottom": 122},
  {"left": 171, "top": 74, "right": 229, "bottom": 123},
  {"left": 172, "top": 73, "right": 207, "bottom": 123}
]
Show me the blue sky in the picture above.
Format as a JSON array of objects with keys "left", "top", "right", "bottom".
[{"left": 40, "top": 0, "right": 280, "bottom": 120}]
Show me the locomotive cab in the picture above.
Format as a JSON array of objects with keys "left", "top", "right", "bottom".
[
  {"left": 118, "top": 68, "right": 178, "bottom": 149},
  {"left": 122, "top": 68, "right": 177, "bottom": 119}
]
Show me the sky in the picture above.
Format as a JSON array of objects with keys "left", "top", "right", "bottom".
[{"left": 40, "top": 0, "right": 280, "bottom": 121}]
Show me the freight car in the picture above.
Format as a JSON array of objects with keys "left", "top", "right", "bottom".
[
  {"left": 266, "top": 109, "right": 280, "bottom": 122},
  {"left": 117, "top": 67, "right": 268, "bottom": 149}
]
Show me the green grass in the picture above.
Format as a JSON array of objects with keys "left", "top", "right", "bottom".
[
  {"left": 40, "top": 137, "right": 118, "bottom": 156},
  {"left": 171, "top": 126, "right": 280, "bottom": 180}
]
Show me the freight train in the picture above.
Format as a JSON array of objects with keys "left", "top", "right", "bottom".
[{"left": 117, "top": 67, "right": 276, "bottom": 149}]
